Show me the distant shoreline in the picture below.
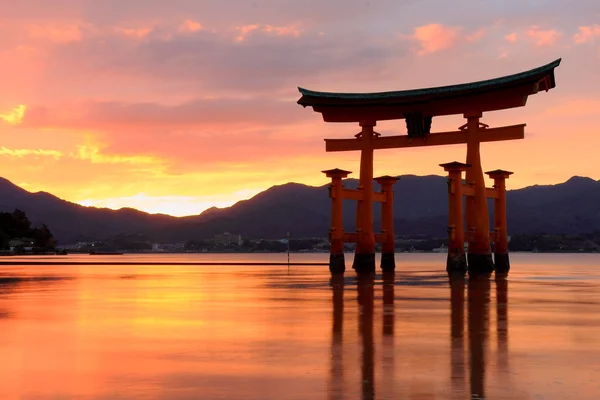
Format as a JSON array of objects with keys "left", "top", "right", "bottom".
[{"left": 4, "top": 250, "right": 600, "bottom": 256}]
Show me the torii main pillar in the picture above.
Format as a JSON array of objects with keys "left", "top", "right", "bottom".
[
  {"left": 464, "top": 113, "right": 494, "bottom": 275},
  {"left": 353, "top": 122, "right": 377, "bottom": 273}
]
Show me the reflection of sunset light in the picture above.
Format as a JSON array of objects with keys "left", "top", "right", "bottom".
[{"left": 0, "top": 105, "right": 26, "bottom": 125}]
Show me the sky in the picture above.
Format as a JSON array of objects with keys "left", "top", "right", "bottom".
[{"left": 0, "top": 0, "right": 599, "bottom": 216}]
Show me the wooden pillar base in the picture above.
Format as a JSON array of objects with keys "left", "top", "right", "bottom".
[
  {"left": 329, "top": 253, "right": 346, "bottom": 274},
  {"left": 447, "top": 253, "right": 467, "bottom": 276},
  {"left": 467, "top": 253, "right": 494, "bottom": 276},
  {"left": 353, "top": 253, "right": 376, "bottom": 273},
  {"left": 494, "top": 253, "right": 510, "bottom": 275},
  {"left": 380, "top": 252, "right": 395, "bottom": 271}
]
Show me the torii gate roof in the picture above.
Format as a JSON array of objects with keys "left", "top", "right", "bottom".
[{"left": 297, "top": 59, "right": 561, "bottom": 122}]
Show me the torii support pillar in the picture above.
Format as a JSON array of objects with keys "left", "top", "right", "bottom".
[
  {"left": 323, "top": 168, "right": 352, "bottom": 273},
  {"left": 464, "top": 113, "right": 494, "bottom": 275},
  {"left": 440, "top": 162, "right": 469, "bottom": 275},
  {"left": 353, "top": 122, "right": 377, "bottom": 273},
  {"left": 376, "top": 176, "right": 400, "bottom": 271},
  {"left": 486, "top": 170, "right": 513, "bottom": 275}
]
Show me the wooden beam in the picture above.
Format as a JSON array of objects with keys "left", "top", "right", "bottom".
[
  {"left": 343, "top": 233, "right": 359, "bottom": 243},
  {"left": 342, "top": 232, "right": 387, "bottom": 243},
  {"left": 374, "top": 233, "right": 386, "bottom": 244},
  {"left": 341, "top": 188, "right": 362, "bottom": 201},
  {"left": 461, "top": 185, "right": 475, "bottom": 197},
  {"left": 373, "top": 192, "right": 386, "bottom": 203},
  {"left": 340, "top": 188, "right": 386, "bottom": 202},
  {"left": 325, "top": 124, "right": 525, "bottom": 152},
  {"left": 461, "top": 185, "right": 498, "bottom": 199},
  {"left": 486, "top": 188, "right": 499, "bottom": 199}
]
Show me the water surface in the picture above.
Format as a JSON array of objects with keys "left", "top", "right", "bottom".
[{"left": 0, "top": 253, "right": 599, "bottom": 399}]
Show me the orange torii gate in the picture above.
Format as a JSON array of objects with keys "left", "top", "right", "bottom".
[{"left": 297, "top": 59, "right": 560, "bottom": 275}]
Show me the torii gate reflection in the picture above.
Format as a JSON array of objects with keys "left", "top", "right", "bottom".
[
  {"left": 328, "top": 274, "right": 509, "bottom": 399},
  {"left": 450, "top": 274, "right": 510, "bottom": 399}
]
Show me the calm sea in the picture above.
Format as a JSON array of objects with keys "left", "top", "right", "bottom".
[{"left": 0, "top": 253, "right": 599, "bottom": 399}]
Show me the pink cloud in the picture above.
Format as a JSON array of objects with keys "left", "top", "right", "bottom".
[
  {"left": 466, "top": 28, "right": 486, "bottom": 42},
  {"left": 179, "top": 19, "right": 203, "bottom": 33},
  {"left": 262, "top": 24, "right": 302, "bottom": 37},
  {"left": 410, "top": 23, "right": 461, "bottom": 55},
  {"left": 235, "top": 24, "right": 261, "bottom": 41},
  {"left": 573, "top": 24, "right": 600, "bottom": 44},
  {"left": 505, "top": 33, "right": 518, "bottom": 44},
  {"left": 32, "top": 22, "right": 393, "bottom": 97},
  {"left": 525, "top": 26, "right": 561, "bottom": 46},
  {"left": 21, "top": 97, "right": 306, "bottom": 130},
  {"left": 497, "top": 50, "right": 508, "bottom": 59},
  {"left": 235, "top": 23, "right": 302, "bottom": 42},
  {"left": 115, "top": 27, "right": 153, "bottom": 38},
  {"left": 28, "top": 22, "right": 83, "bottom": 43}
]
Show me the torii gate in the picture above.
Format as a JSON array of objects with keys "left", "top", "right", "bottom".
[{"left": 297, "top": 59, "right": 560, "bottom": 275}]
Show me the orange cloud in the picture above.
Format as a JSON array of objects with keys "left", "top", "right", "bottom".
[
  {"left": 179, "top": 20, "right": 203, "bottom": 33},
  {"left": 410, "top": 23, "right": 461, "bottom": 55},
  {"left": 526, "top": 26, "right": 561, "bottom": 46},
  {"left": 573, "top": 25, "right": 600, "bottom": 44},
  {"left": 235, "top": 24, "right": 302, "bottom": 42},
  {"left": 73, "top": 144, "right": 161, "bottom": 165},
  {"left": 505, "top": 33, "right": 518, "bottom": 44},
  {"left": 28, "top": 22, "right": 83, "bottom": 43}
]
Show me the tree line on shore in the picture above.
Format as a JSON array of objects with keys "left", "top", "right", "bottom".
[{"left": 0, "top": 209, "right": 56, "bottom": 251}]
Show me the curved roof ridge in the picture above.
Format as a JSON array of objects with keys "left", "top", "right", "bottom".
[{"left": 298, "top": 58, "right": 561, "bottom": 102}]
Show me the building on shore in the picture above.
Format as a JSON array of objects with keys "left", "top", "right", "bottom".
[{"left": 215, "top": 232, "right": 242, "bottom": 246}]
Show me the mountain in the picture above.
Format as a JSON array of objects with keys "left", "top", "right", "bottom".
[
  {"left": 507, "top": 176, "right": 600, "bottom": 234},
  {"left": 0, "top": 178, "right": 177, "bottom": 243},
  {"left": 0, "top": 175, "right": 599, "bottom": 244}
]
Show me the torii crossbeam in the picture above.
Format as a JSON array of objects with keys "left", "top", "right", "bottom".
[{"left": 298, "top": 59, "right": 560, "bottom": 275}]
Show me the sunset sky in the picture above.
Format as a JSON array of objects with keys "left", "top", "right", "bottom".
[{"left": 0, "top": 0, "right": 599, "bottom": 216}]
